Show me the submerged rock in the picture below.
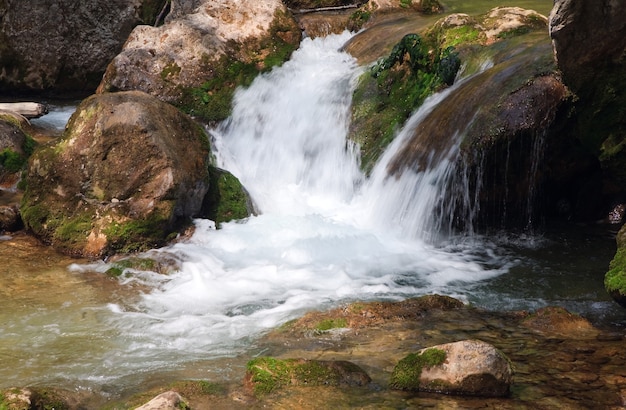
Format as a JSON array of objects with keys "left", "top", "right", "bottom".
[
  {"left": 390, "top": 340, "right": 512, "bottom": 397},
  {"left": 522, "top": 306, "right": 599, "bottom": 338},
  {"left": 244, "top": 357, "right": 371, "bottom": 397},
  {"left": 20, "top": 91, "right": 212, "bottom": 257}
]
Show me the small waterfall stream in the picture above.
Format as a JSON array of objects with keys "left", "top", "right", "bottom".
[
  {"left": 1, "top": 30, "right": 622, "bottom": 397},
  {"left": 94, "top": 32, "right": 507, "bottom": 384}
]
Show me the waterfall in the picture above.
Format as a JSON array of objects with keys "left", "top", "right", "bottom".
[{"left": 92, "top": 32, "right": 507, "bottom": 383}]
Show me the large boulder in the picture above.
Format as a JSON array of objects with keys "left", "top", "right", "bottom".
[
  {"left": 20, "top": 91, "right": 212, "bottom": 257},
  {"left": 550, "top": 0, "right": 626, "bottom": 187},
  {"left": 0, "top": 0, "right": 165, "bottom": 95},
  {"left": 97, "top": 0, "right": 301, "bottom": 123},
  {"left": 390, "top": 340, "right": 512, "bottom": 397},
  {"left": 552, "top": 1, "right": 626, "bottom": 308}
]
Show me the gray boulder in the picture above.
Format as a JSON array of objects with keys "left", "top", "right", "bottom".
[{"left": 0, "top": 0, "right": 162, "bottom": 95}]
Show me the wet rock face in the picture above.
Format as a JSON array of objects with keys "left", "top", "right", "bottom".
[
  {"left": 20, "top": 91, "right": 212, "bottom": 257},
  {"left": 0, "top": 0, "right": 159, "bottom": 95}
]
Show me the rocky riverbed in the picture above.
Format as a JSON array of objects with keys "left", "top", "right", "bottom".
[{"left": 3, "top": 293, "right": 626, "bottom": 409}]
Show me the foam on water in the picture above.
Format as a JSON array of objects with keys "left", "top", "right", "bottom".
[{"left": 93, "top": 32, "right": 509, "bottom": 377}]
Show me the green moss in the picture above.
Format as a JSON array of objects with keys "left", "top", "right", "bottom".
[
  {"left": 54, "top": 213, "right": 93, "bottom": 244},
  {"left": 246, "top": 357, "right": 360, "bottom": 397},
  {"left": 351, "top": 33, "right": 460, "bottom": 173},
  {"left": 389, "top": 348, "right": 447, "bottom": 390},
  {"left": 103, "top": 212, "right": 171, "bottom": 254},
  {"left": 246, "top": 357, "right": 293, "bottom": 396},
  {"left": 205, "top": 167, "right": 250, "bottom": 227},
  {"left": 314, "top": 318, "right": 348, "bottom": 332},
  {"left": 0, "top": 149, "right": 26, "bottom": 173},
  {"left": 439, "top": 25, "right": 482, "bottom": 49},
  {"left": 605, "top": 247, "right": 626, "bottom": 296},
  {"left": 160, "top": 61, "right": 181, "bottom": 81},
  {"left": 106, "top": 257, "right": 158, "bottom": 277}
]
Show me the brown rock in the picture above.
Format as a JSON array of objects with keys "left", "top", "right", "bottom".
[{"left": 21, "top": 91, "right": 211, "bottom": 257}]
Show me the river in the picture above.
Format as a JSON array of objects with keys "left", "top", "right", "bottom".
[{"left": 2, "top": 1, "right": 624, "bottom": 405}]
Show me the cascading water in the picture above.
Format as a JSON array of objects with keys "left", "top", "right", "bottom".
[
  {"left": 2, "top": 32, "right": 511, "bottom": 390},
  {"left": 102, "top": 31, "right": 504, "bottom": 374}
]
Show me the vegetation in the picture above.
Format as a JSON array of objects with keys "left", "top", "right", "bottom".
[
  {"left": 389, "top": 348, "right": 447, "bottom": 390},
  {"left": 605, "top": 247, "right": 626, "bottom": 306},
  {"left": 245, "top": 357, "right": 366, "bottom": 397},
  {"left": 177, "top": 9, "right": 299, "bottom": 124},
  {"left": 106, "top": 257, "right": 158, "bottom": 277},
  {"left": 314, "top": 317, "right": 348, "bottom": 332},
  {"left": 204, "top": 167, "right": 251, "bottom": 227},
  {"left": 351, "top": 33, "right": 460, "bottom": 173}
]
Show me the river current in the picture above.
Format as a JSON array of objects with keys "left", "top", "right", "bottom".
[{"left": 3, "top": 27, "right": 624, "bottom": 399}]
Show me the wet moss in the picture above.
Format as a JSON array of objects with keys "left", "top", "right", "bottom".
[
  {"left": 350, "top": 33, "right": 460, "bottom": 173},
  {"left": 314, "top": 318, "right": 348, "bottom": 332},
  {"left": 103, "top": 211, "right": 173, "bottom": 254},
  {"left": 106, "top": 257, "right": 158, "bottom": 277},
  {"left": 204, "top": 167, "right": 251, "bottom": 228},
  {"left": 246, "top": 357, "right": 293, "bottom": 396},
  {"left": 246, "top": 357, "right": 367, "bottom": 397},
  {"left": 605, "top": 247, "right": 626, "bottom": 307},
  {"left": 389, "top": 348, "right": 447, "bottom": 390}
]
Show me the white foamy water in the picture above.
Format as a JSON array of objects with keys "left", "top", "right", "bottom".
[{"left": 41, "top": 32, "right": 509, "bottom": 387}]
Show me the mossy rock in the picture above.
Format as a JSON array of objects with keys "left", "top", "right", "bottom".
[
  {"left": 203, "top": 167, "right": 254, "bottom": 228},
  {"left": 244, "top": 357, "right": 371, "bottom": 397},
  {"left": 605, "top": 240, "right": 626, "bottom": 308},
  {"left": 21, "top": 91, "right": 212, "bottom": 258},
  {"left": 389, "top": 348, "right": 447, "bottom": 390}
]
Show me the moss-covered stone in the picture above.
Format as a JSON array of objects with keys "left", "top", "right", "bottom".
[
  {"left": 389, "top": 348, "right": 447, "bottom": 390},
  {"left": 245, "top": 357, "right": 370, "bottom": 397},
  {"left": 21, "top": 91, "right": 212, "bottom": 258},
  {"left": 605, "top": 246, "right": 626, "bottom": 307},
  {"left": 203, "top": 167, "right": 252, "bottom": 227},
  {"left": 350, "top": 32, "right": 460, "bottom": 173}
]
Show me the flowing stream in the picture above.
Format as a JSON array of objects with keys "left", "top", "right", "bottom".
[{"left": 1, "top": 30, "right": 623, "bottom": 398}]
